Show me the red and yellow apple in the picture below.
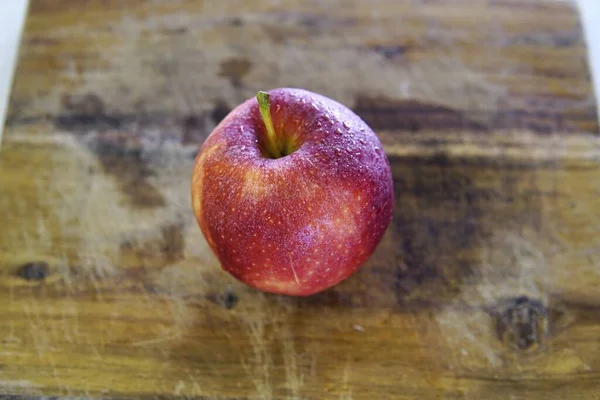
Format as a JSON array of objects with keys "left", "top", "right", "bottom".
[{"left": 191, "top": 88, "right": 393, "bottom": 296}]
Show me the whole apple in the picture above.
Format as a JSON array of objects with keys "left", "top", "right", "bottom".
[{"left": 191, "top": 88, "right": 393, "bottom": 296}]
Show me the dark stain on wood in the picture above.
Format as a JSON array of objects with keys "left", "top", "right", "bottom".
[
  {"left": 385, "top": 152, "right": 549, "bottom": 308},
  {"left": 353, "top": 95, "right": 594, "bottom": 133},
  {"left": 160, "top": 27, "right": 188, "bottom": 36},
  {"left": 487, "top": 108, "right": 574, "bottom": 134},
  {"left": 25, "top": 37, "right": 61, "bottom": 46},
  {"left": 4, "top": 98, "right": 28, "bottom": 126},
  {"left": 218, "top": 57, "right": 253, "bottom": 88},
  {"left": 390, "top": 154, "right": 481, "bottom": 305},
  {"left": 92, "top": 138, "right": 166, "bottom": 208},
  {"left": 52, "top": 94, "right": 212, "bottom": 147},
  {"left": 209, "top": 289, "right": 240, "bottom": 310},
  {"left": 279, "top": 11, "right": 356, "bottom": 30},
  {"left": 550, "top": 297, "right": 600, "bottom": 329},
  {"left": 17, "top": 262, "right": 49, "bottom": 281},
  {"left": 119, "top": 223, "right": 185, "bottom": 268},
  {"left": 159, "top": 224, "right": 186, "bottom": 264},
  {"left": 353, "top": 95, "right": 489, "bottom": 132},
  {"left": 370, "top": 45, "right": 411, "bottom": 60},
  {"left": 56, "top": 93, "right": 122, "bottom": 131},
  {"left": 182, "top": 114, "right": 207, "bottom": 145},
  {"left": 489, "top": 0, "right": 574, "bottom": 12},
  {"left": 230, "top": 17, "right": 243, "bottom": 27},
  {"left": 507, "top": 31, "right": 580, "bottom": 48},
  {"left": 490, "top": 296, "right": 549, "bottom": 351},
  {"left": 211, "top": 101, "right": 232, "bottom": 125}
]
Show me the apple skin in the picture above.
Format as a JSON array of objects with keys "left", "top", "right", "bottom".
[{"left": 191, "top": 88, "right": 393, "bottom": 296}]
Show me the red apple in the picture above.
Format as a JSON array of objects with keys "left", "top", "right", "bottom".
[{"left": 191, "top": 88, "right": 393, "bottom": 296}]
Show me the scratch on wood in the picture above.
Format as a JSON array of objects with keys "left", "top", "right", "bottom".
[
  {"left": 173, "top": 380, "right": 185, "bottom": 396},
  {"left": 91, "top": 341, "right": 102, "bottom": 360},
  {"left": 242, "top": 313, "right": 273, "bottom": 400},
  {"left": 280, "top": 323, "right": 303, "bottom": 399},
  {"left": 131, "top": 333, "right": 180, "bottom": 348},
  {"left": 4, "top": 287, "right": 22, "bottom": 347},
  {"left": 340, "top": 356, "right": 353, "bottom": 400},
  {"left": 185, "top": 371, "right": 204, "bottom": 396},
  {"left": 0, "top": 380, "right": 40, "bottom": 389},
  {"left": 168, "top": 292, "right": 191, "bottom": 336},
  {"left": 23, "top": 302, "right": 50, "bottom": 359},
  {"left": 0, "top": 380, "right": 42, "bottom": 396}
]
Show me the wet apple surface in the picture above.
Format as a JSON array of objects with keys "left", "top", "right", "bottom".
[{"left": 192, "top": 88, "right": 394, "bottom": 295}]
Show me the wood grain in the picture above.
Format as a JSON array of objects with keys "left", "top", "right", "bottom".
[{"left": 1, "top": 0, "right": 599, "bottom": 399}]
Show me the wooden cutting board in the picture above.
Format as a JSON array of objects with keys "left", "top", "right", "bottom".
[{"left": 1, "top": 1, "right": 599, "bottom": 399}]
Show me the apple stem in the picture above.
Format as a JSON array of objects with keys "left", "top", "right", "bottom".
[{"left": 257, "top": 91, "right": 281, "bottom": 158}]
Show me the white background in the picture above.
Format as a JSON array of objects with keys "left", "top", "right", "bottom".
[{"left": 0, "top": 0, "right": 598, "bottom": 143}]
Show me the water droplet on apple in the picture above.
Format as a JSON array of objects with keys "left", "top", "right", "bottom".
[
  {"left": 358, "top": 138, "right": 366, "bottom": 145},
  {"left": 374, "top": 147, "right": 381, "bottom": 154},
  {"left": 276, "top": 104, "right": 281, "bottom": 112},
  {"left": 239, "top": 126, "right": 245, "bottom": 133},
  {"left": 311, "top": 103, "right": 319, "bottom": 110},
  {"left": 342, "top": 121, "right": 350, "bottom": 129},
  {"left": 241, "top": 145, "right": 246, "bottom": 150},
  {"left": 336, "top": 128, "right": 343, "bottom": 135}
]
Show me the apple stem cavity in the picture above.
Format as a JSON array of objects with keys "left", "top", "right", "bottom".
[{"left": 257, "top": 91, "right": 283, "bottom": 159}]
